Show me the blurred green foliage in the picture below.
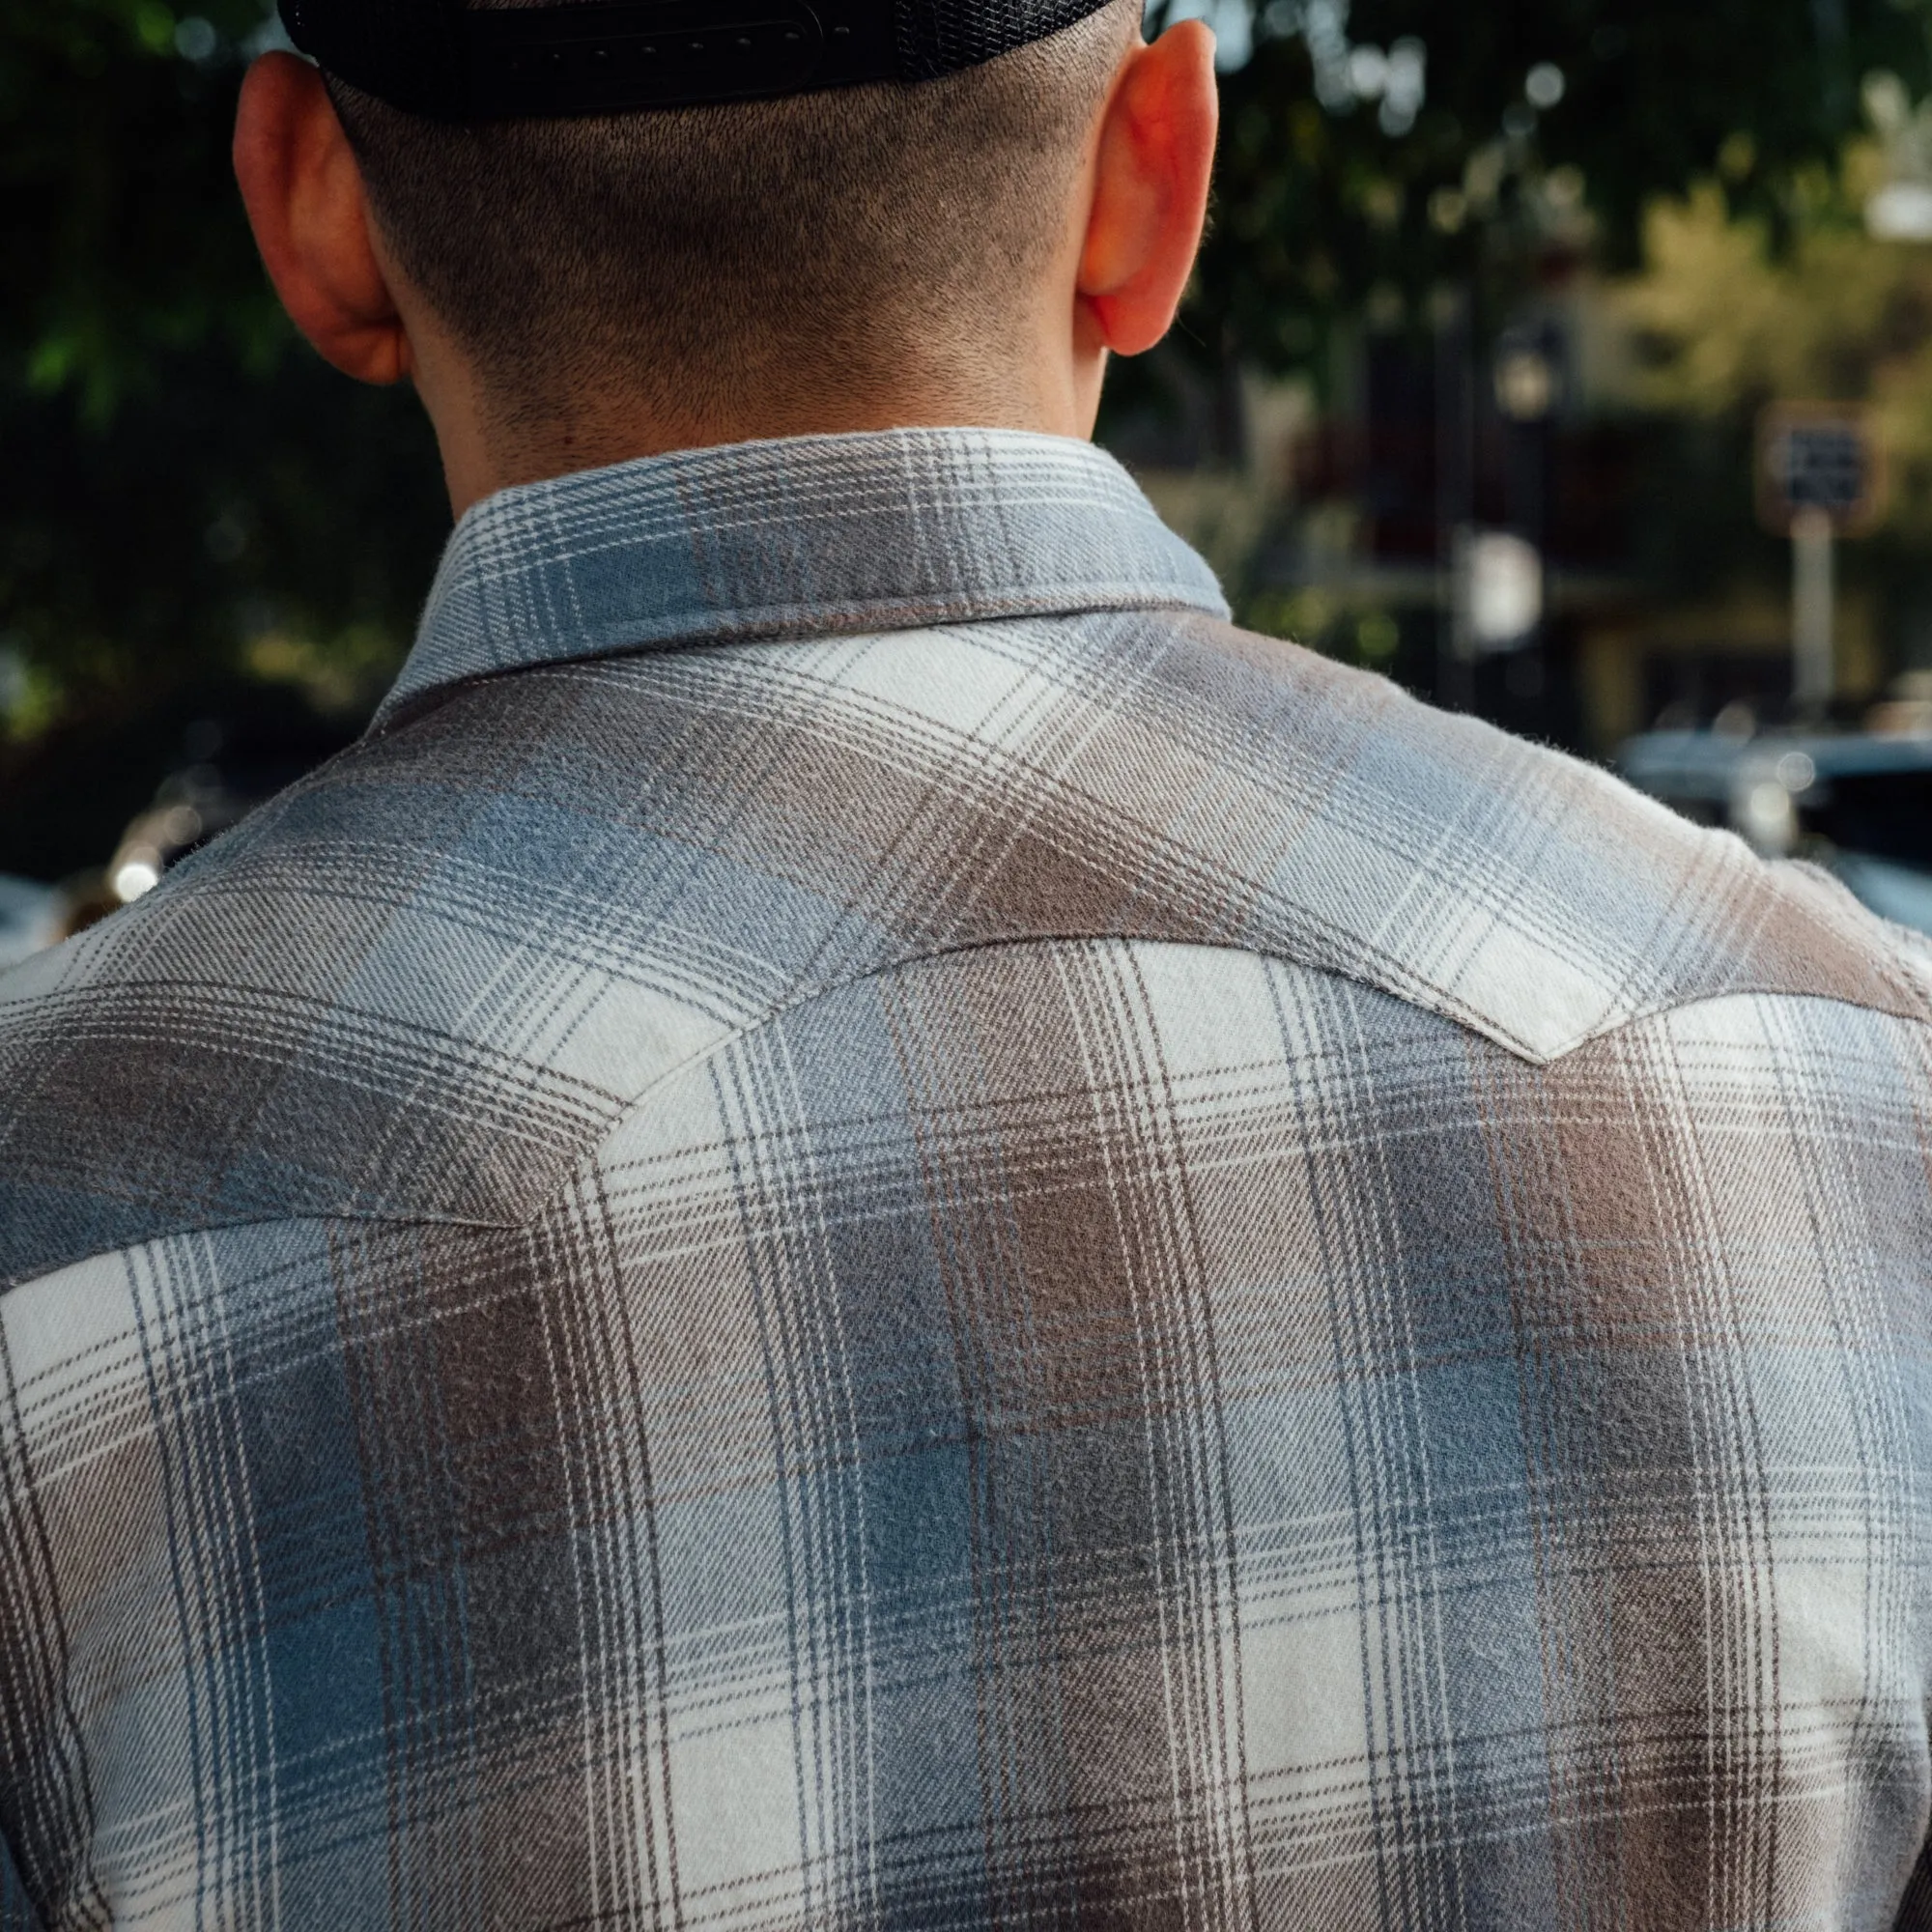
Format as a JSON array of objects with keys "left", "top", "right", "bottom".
[
  {"left": 1, "top": 0, "right": 445, "bottom": 877},
  {"left": 7, "top": 0, "right": 279, "bottom": 418},
  {"left": 8, "top": 0, "right": 1932, "bottom": 874},
  {"left": 1190, "top": 0, "right": 1932, "bottom": 375}
]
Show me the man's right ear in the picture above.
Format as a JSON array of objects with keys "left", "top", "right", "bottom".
[
  {"left": 1075, "top": 18, "right": 1218, "bottom": 358},
  {"left": 233, "top": 54, "right": 413, "bottom": 385}
]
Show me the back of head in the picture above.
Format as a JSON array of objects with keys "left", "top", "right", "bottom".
[{"left": 327, "top": 0, "right": 1141, "bottom": 436}]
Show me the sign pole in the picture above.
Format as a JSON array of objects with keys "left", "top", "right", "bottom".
[
  {"left": 1758, "top": 405, "right": 1882, "bottom": 726},
  {"left": 1791, "top": 504, "right": 1835, "bottom": 722}
]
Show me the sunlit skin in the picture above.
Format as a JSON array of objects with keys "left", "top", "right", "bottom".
[{"left": 231, "top": 21, "right": 1219, "bottom": 517}]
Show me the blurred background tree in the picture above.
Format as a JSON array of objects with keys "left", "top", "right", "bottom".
[
  {"left": 8, "top": 0, "right": 1932, "bottom": 879},
  {"left": 1188, "top": 0, "right": 1932, "bottom": 370},
  {"left": 1133, "top": 0, "right": 1932, "bottom": 743},
  {"left": 1, "top": 0, "right": 445, "bottom": 879}
]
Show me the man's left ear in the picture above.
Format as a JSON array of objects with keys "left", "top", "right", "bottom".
[{"left": 1075, "top": 17, "right": 1218, "bottom": 356}]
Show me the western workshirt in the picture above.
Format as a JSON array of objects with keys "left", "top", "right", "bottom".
[{"left": 2, "top": 428, "right": 1932, "bottom": 1930}]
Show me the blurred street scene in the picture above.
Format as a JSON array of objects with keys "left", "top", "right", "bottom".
[{"left": 10, "top": 0, "right": 1932, "bottom": 942}]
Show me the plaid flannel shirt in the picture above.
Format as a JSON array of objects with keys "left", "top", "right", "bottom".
[{"left": 4, "top": 427, "right": 1932, "bottom": 1930}]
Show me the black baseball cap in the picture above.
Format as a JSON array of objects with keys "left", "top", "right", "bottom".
[{"left": 278, "top": 0, "right": 1118, "bottom": 119}]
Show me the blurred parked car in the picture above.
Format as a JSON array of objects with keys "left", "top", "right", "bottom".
[
  {"left": 0, "top": 875, "right": 61, "bottom": 969},
  {"left": 1620, "top": 724, "right": 1932, "bottom": 934},
  {"left": 0, "top": 711, "right": 364, "bottom": 961},
  {"left": 97, "top": 711, "right": 356, "bottom": 916}
]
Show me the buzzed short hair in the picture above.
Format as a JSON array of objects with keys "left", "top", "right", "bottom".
[{"left": 329, "top": 0, "right": 1139, "bottom": 427}]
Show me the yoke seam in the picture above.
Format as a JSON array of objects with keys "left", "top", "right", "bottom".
[
  {"left": 523, "top": 935, "right": 1932, "bottom": 1234},
  {"left": 6, "top": 935, "right": 1925, "bottom": 1302}
]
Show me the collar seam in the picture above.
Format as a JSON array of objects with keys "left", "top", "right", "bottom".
[{"left": 371, "top": 586, "right": 1228, "bottom": 735}]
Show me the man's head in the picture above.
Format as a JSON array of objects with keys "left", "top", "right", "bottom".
[{"left": 233, "top": 0, "right": 1217, "bottom": 510}]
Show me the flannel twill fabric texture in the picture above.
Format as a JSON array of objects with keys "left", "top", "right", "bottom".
[{"left": 3, "top": 428, "right": 1932, "bottom": 1929}]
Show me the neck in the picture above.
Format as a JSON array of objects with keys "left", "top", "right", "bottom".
[{"left": 406, "top": 316, "right": 1108, "bottom": 519}]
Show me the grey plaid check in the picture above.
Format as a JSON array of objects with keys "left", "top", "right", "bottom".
[{"left": 2, "top": 428, "right": 1931, "bottom": 1928}]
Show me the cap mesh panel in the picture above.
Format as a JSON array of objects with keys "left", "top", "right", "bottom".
[{"left": 281, "top": 0, "right": 1116, "bottom": 113}]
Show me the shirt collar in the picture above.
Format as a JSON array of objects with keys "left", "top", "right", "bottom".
[{"left": 373, "top": 426, "right": 1229, "bottom": 730}]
